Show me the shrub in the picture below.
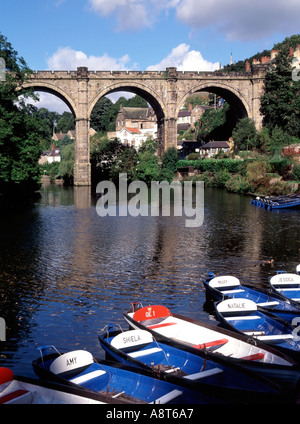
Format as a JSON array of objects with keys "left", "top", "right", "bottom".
[
  {"left": 225, "top": 175, "right": 253, "bottom": 193},
  {"left": 213, "top": 170, "right": 231, "bottom": 188},
  {"left": 291, "top": 163, "right": 300, "bottom": 181}
]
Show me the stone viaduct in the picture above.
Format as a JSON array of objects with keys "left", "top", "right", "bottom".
[{"left": 23, "top": 65, "right": 267, "bottom": 186}]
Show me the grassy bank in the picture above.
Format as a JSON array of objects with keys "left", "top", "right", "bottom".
[{"left": 177, "top": 154, "right": 300, "bottom": 196}]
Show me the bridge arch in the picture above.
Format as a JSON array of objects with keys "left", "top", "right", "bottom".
[
  {"left": 89, "top": 81, "right": 167, "bottom": 155},
  {"left": 88, "top": 81, "right": 166, "bottom": 122},
  {"left": 177, "top": 81, "right": 251, "bottom": 128},
  {"left": 22, "top": 81, "right": 77, "bottom": 117}
]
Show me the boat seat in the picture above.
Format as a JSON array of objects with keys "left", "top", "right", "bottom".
[
  {"left": 244, "top": 331, "right": 266, "bottom": 336},
  {"left": 240, "top": 352, "right": 265, "bottom": 361},
  {"left": 192, "top": 338, "right": 228, "bottom": 350},
  {"left": 69, "top": 369, "right": 106, "bottom": 385},
  {"left": 183, "top": 367, "right": 223, "bottom": 380},
  {"left": 279, "top": 288, "right": 300, "bottom": 292},
  {"left": 225, "top": 315, "right": 261, "bottom": 321},
  {"left": 151, "top": 389, "right": 182, "bottom": 404},
  {"left": 128, "top": 347, "right": 162, "bottom": 358},
  {"left": 221, "top": 289, "right": 245, "bottom": 294},
  {"left": 257, "top": 301, "right": 279, "bottom": 307},
  {"left": 148, "top": 322, "right": 177, "bottom": 330},
  {"left": 257, "top": 334, "right": 294, "bottom": 341}
]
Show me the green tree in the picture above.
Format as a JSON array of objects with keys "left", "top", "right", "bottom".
[
  {"left": 90, "top": 134, "right": 123, "bottom": 183},
  {"left": 110, "top": 146, "right": 138, "bottom": 183},
  {"left": 0, "top": 33, "right": 44, "bottom": 198},
  {"left": 56, "top": 111, "right": 75, "bottom": 133},
  {"left": 197, "top": 103, "right": 230, "bottom": 141},
  {"left": 58, "top": 142, "right": 74, "bottom": 184},
  {"left": 90, "top": 96, "right": 113, "bottom": 132},
  {"left": 136, "top": 139, "right": 159, "bottom": 184},
  {"left": 232, "top": 118, "right": 258, "bottom": 151},
  {"left": 260, "top": 45, "right": 300, "bottom": 138},
  {"left": 160, "top": 147, "right": 178, "bottom": 182}
]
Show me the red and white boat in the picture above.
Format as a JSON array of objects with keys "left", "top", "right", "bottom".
[{"left": 0, "top": 367, "right": 107, "bottom": 404}]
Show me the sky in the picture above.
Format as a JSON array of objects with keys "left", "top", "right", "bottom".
[{"left": 1, "top": 0, "right": 299, "bottom": 113}]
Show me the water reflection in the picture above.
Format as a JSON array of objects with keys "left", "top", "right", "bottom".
[{"left": 0, "top": 184, "right": 299, "bottom": 377}]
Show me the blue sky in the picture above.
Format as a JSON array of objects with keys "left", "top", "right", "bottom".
[{"left": 1, "top": 0, "right": 299, "bottom": 112}]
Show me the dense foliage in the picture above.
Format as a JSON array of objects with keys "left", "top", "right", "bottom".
[
  {"left": 260, "top": 46, "right": 300, "bottom": 138},
  {"left": 0, "top": 33, "right": 44, "bottom": 198}
]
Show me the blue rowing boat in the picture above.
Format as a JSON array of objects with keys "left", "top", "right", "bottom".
[
  {"left": 270, "top": 272, "right": 300, "bottom": 304},
  {"left": 31, "top": 345, "right": 217, "bottom": 404},
  {"left": 203, "top": 273, "right": 300, "bottom": 323},
  {"left": 215, "top": 298, "right": 300, "bottom": 362},
  {"left": 99, "top": 326, "right": 286, "bottom": 404}
]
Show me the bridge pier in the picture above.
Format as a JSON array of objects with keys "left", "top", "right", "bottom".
[{"left": 74, "top": 68, "right": 91, "bottom": 186}]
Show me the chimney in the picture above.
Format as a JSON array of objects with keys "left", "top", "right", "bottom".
[
  {"left": 252, "top": 58, "right": 260, "bottom": 65},
  {"left": 245, "top": 60, "right": 250, "bottom": 72},
  {"left": 271, "top": 49, "right": 279, "bottom": 60}
]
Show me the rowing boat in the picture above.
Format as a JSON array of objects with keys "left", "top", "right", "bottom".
[
  {"left": 270, "top": 273, "right": 300, "bottom": 304},
  {"left": 215, "top": 298, "right": 300, "bottom": 361},
  {"left": 32, "top": 345, "right": 213, "bottom": 404},
  {"left": 123, "top": 303, "right": 300, "bottom": 390},
  {"left": 0, "top": 367, "right": 105, "bottom": 404}
]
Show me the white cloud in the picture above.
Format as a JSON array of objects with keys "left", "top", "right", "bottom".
[
  {"left": 32, "top": 47, "right": 136, "bottom": 112},
  {"left": 176, "top": 0, "right": 300, "bottom": 41},
  {"left": 88, "top": 0, "right": 179, "bottom": 31},
  {"left": 47, "top": 47, "right": 132, "bottom": 71},
  {"left": 88, "top": 0, "right": 300, "bottom": 41},
  {"left": 34, "top": 92, "right": 70, "bottom": 114},
  {"left": 147, "top": 44, "right": 220, "bottom": 71}
]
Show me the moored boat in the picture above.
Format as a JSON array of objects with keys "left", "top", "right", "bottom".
[
  {"left": 99, "top": 326, "right": 286, "bottom": 404},
  {"left": 250, "top": 194, "right": 300, "bottom": 210},
  {"left": 123, "top": 303, "right": 300, "bottom": 390},
  {"left": 0, "top": 367, "right": 106, "bottom": 404},
  {"left": 32, "top": 345, "right": 215, "bottom": 404},
  {"left": 270, "top": 273, "right": 300, "bottom": 304},
  {"left": 215, "top": 298, "right": 300, "bottom": 361},
  {"left": 203, "top": 273, "right": 300, "bottom": 323}
]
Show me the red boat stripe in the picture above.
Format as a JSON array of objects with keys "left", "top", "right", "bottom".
[
  {"left": 0, "top": 390, "right": 29, "bottom": 404},
  {"left": 192, "top": 338, "right": 228, "bottom": 349},
  {"left": 148, "top": 322, "right": 177, "bottom": 330},
  {"left": 240, "top": 353, "right": 265, "bottom": 361}
]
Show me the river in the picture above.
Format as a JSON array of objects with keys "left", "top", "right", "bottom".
[{"left": 0, "top": 183, "right": 300, "bottom": 379}]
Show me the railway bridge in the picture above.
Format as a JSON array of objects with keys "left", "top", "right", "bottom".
[{"left": 23, "top": 65, "right": 267, "bottom": 186}]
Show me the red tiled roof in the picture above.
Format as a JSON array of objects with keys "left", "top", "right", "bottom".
[{"left": 124, "top": 127, "right": 142, "bottom": 134}]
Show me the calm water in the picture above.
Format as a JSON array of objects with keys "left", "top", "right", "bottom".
[{"left": 0, "top": 184, "right": 300, "bottom": 378}]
